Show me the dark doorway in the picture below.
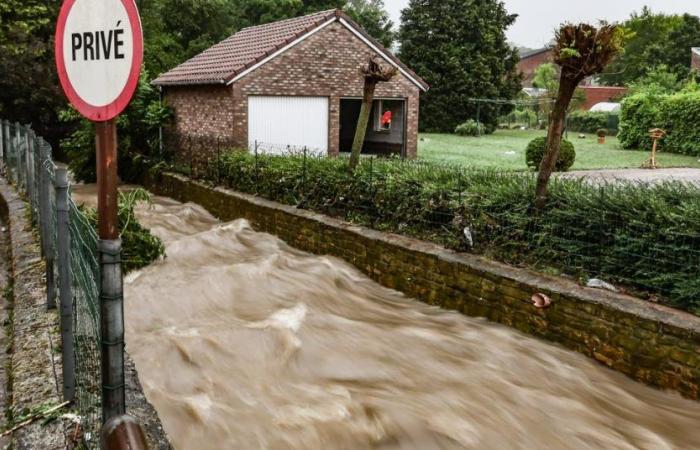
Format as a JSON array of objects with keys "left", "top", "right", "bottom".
[{"left": 339, "top": 99, "right": 406, "bottom": 156}]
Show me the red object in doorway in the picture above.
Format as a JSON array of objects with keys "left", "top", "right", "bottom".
[{"left": 381, "top": 110, "right": 392, "bottom": 126}]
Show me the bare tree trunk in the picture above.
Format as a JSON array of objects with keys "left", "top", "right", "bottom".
[
  {"left": 535, "top": 77, "right": 578, "bottom": 211},
  {"left": 349, "top": 80, "right": 377, "bottom": 170}
]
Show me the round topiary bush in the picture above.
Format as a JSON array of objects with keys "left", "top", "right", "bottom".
[{"left": 525, "top": 136, "right": 576, "bottom": 171}]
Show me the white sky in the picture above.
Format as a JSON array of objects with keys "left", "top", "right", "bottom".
[{"left": 384, "top": 0, "right": 700, "bottom": 48}]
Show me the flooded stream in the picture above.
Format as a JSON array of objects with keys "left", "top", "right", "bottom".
[{"left": 73, "top": 186, "right": 700, "bottom": 450}]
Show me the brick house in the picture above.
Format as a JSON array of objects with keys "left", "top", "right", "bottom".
[
  {"left": 693, "top": 48, "right": 700, "bottom": 71},
  {"left": 153, "top": 10, "right": 428, "bottom": 158},
  {"left": 579, "top": 86, "right": 627, "bottom": 110},
  {"left": 517, "top": 48, "right": 553, "bottom": 87}
]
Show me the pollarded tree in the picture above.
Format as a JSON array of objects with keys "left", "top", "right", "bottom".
[
  {"left": 535, "top": 23, "right": 623, "bottom": 210},
  {"left": 349, "top": 55, "right": 397, "bottom": 170},
  {"left": 398, "top": 0, "right": 522, "bottom": 133}
]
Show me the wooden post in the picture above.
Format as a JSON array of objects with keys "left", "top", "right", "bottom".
[
  {"left": 55, "top": 168, "right": 75, "bottom": 401},
  {"left": 647, "top": 128, "right": 666, "bottom": 170}
]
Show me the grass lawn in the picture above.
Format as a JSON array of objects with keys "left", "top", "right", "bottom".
[{"left": 419, "top": 129, "right": 700, "bottom": 171}]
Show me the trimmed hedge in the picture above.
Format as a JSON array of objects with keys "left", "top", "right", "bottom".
[
  {"left": 619, "top": 92, "right": 700, "bottom": 156},
  {"left": 567, "top": 111, "right": 619, "bottom": 135},
  {"left": 525, "top": 137, "right": 576, "bottom": 172},
  {"left": 204, "top": 151, "right": 700, "bottom": 314}
]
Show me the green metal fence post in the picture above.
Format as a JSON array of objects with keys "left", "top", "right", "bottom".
[
  {"left": 38, "top": 139, "right": 56, "bottom": 309},
  {"left": 26, "top": 130, "right": 35, "bottom": 208},
  {"left": 55, "top": 168, "right": 75, "bottom": 401}
]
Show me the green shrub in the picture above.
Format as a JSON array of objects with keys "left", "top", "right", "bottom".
[
  {"left": 455, "top": 119, "right": 484, "bottom": 136},
  {"left": 525, "top": 137, "right": 576, "bottom": 171},
  {"left": 596, "top": 128, "right": 608, "bottom": 137},
  {"left": 567, "top": 111, "right": 619, "bottom": 135},
  {"left": 82, "top": 189, "right": 165, "bottom": 273},
  {"left": 618, "top": 93, "right": 661, "bottom": 150},
  {"left": 619, "top": 91, "right": 700, "bottom": 156}
]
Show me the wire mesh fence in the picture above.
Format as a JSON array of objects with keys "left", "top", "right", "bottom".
[
  {"left": 159, "top": 132, "right": 700, "bottom": 314},
  {"left": 0, "top": 119, "right": 102, "bottom": 447}
]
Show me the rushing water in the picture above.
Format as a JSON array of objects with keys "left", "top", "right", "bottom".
[{"left": 73, "top": 187, "right": 700, "bottom": 450}]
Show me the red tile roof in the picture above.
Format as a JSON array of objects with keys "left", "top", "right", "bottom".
[{"left": 152, "top": 9, "right": 428, "bottom": 91}]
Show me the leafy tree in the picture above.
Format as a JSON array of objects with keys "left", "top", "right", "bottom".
[
  {"left": 628, "top": 65, "right": 683, "bottom": 96},
  {"left": 600, "top": 8, "right": 700, "bottom": 86},
  {"left": 532, "top": 63, "right": 585, "bottom": 122},
  {"left": 344, "top": 0, "right": 394, "bottom": 48},
  {"left": 398, "top": 0, "right": 522, "bottom": 133},
  {"left": 536, "top": 23, "right": 623, "bottom": 210},
  {"left": 0, "top": 1, "right": 63, "bottom": 140},
  {"left": 61, "top": 72, "right": 171, "bottom": 182}
]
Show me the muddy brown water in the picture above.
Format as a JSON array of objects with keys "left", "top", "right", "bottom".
[{"left": 72, "top": 186, "right": 700, "bottom": 450}]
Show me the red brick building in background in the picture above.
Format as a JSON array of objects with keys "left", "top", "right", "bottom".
[
  {"left": 579, "top": 86, "right": 628, "bottom": 110},
  {"left": 517, "top": 48, "right": 553, "bottom": 87},
  {"left": 153, "top": 10, "right": 428, "bottom": 159},
  {"left": 517, "top": 47, "right": 626, "bottom": 109},
  {"left": 693, "top": 48, "right": 700, "bottom": 71}
]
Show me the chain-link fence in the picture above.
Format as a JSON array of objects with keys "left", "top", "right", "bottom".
[
  {"left": 160, "top": 134, "right": 700, "bottom": 315},
  {"left": 0, "top": 120, "right": 102, "bottom": 447}
]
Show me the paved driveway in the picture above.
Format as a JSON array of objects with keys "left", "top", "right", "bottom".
[{"left": 559, "top": 168, "right": 700, "bottom": 186}]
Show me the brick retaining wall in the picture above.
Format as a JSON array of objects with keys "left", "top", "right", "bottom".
[{"left": 144, "top": 172, "right": 700, "bottom": 400}]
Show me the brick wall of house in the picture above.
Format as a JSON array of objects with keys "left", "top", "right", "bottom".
[
  {"left": 231, "top": 21, "right": 420, "bottom": 157},
  {"left": 517, "top": 50, "right": 552, "bottom": 87},
  {"left": 580, "top": 86, "right": 628, "bottom": 110},
  {"left": 164, "top": 85, "right": 236, "bottom": 140},
  {"left": 164, "top": 21, "right": 421, "bottom": 158}
]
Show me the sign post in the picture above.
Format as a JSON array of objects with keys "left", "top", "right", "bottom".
[{"left": 55, "top": 0, "right": 143, "bottom": 424}]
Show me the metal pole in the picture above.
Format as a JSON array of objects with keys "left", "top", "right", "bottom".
[
  {"left": 302, "top": 146, "right": 307, "bottom": 194},
  {"left": 0, "top": 120, "right": 4, "bottom": 166},
  {"left": 2, "top": 121, "right": 9, "bottom": 170},
  {"left": 26, "top": 130, "right": 35, "bottom": 206},
  {"left": 16, "top": 125, "right": 25, "bottom": 192},
  {"left": 95, "top": 119, "right": 125, "bottom": 422},
  {"left": 55, "top": 168, "right": 75, "bottom": 402},
  {"left": 476, "top": 103, "right": 481, "bottom": 137},
  {"left": 39, "top": 139, "right": 56, "bottom": 309}
]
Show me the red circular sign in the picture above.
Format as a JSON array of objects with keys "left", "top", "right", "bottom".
[{"left": 55, "top": 0, "right": 143, "bottom": 122}]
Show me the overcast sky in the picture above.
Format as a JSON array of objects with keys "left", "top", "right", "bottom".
[{"left": 384, "top": 0, "right": 700, "bottom": 48}]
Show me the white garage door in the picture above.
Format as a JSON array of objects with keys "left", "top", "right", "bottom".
[{"left": 248, "top": 96, "right": 329, "bottom": 154}]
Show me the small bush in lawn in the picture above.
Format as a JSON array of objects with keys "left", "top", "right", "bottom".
[
  {"left": 455, "top": 119, "right": 484, "bottom": 136},
  {"left": 596, "top": 128, "right": 608, "bottom": 137},
  {"left": 525, "top": 137, "right": 576, "bottom": 171}
]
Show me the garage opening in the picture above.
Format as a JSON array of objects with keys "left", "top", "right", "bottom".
[
  {"left": 339, "top": 99, "right": 406, "bottom": 157},
  {"left": 248, "top": 96, "right": 329, "bottom": 154}
]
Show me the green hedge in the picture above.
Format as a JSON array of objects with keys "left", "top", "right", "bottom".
[
  {"left": 206, "top": 152, "right": 700, "bottom": 314},
  {"left": 567, "top": 111, "right": 619, "bottom": 135},
  {"left": 619, "top": 92, "right": 700, "bottom": 156}
]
